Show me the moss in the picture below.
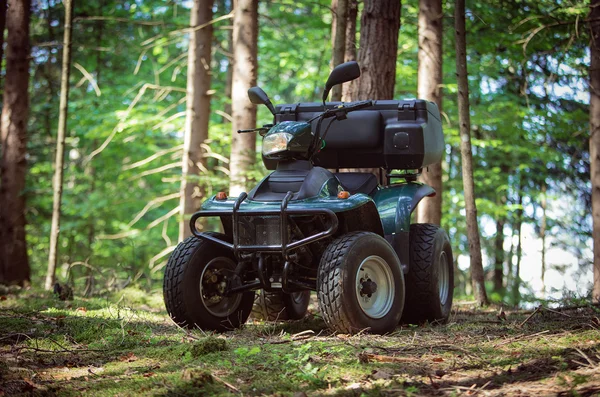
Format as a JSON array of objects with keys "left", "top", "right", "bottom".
[{"left": 191, "top": 337, "right": 228, "bottom": 357}]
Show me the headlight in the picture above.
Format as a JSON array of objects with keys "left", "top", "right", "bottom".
[{"left": 262, "top": 132, "right": 293, "bottom": 156}]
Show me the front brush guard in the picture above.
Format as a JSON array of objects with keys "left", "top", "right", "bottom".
[{"left": 189, "top": 191, "right": 339, "bottom": 259}]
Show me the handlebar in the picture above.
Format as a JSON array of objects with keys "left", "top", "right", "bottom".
[{"left": 322, "top": 100, "right": 373, "bottom": 119}]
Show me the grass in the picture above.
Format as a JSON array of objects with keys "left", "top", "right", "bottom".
[{"left": 1, "top": 287, "right": 599, "bottom": 396}]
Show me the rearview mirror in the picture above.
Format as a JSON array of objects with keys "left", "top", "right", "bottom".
[
  {"left": 248, "top": 86, "right": 276, "bottom": 115},
  {"left": 322, "top": 61, "right": 361, "bottom": 103}
]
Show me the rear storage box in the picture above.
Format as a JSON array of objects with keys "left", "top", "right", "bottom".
[{"left": 274, "top": 99, "right": 444, "bottom": 170}]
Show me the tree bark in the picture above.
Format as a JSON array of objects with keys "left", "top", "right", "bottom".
[
  {"left": 330, "top": 0, "right": 347, "bottom": 101},
  {"left": 350, "top": 0, "right": 400, "bottom": 100},
  {"left": 540, "top": 181, "right": 547, "bottom": 298},
  {"left": 416, "top": 0, "right": 443, "bottom": 225},
  {"left": 512, "top": 188, "right": 524, "bottom": 306},
  {"left": 590, "top": 0, "right": 600, "bottom": 303},
  {"left": 229, "top": 0, "right": 258, "bottom": 196},
  {"left": 46, "top": 0, "right": 73, "bottom": 290},
  {"left": 0, "top": 0, "right": 7, "bottom": 94},
  {"left": 179, "top": 0, "right": 214, "bottom": 241},
  {"left": 454, "top": 0, "right": 488, "bottom": 306},
  {"left": 341, "top": 0, "right": 357, "bottom": 102},
  {"left": 0, "top": 0, "right": 31, "bottom": 286},
  {"left": 493, "top": 217, "right": 505, "bottom": 293}
]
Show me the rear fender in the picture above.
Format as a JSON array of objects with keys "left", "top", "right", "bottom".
[{"left": 372, "top": 182, "right": 436, "bottom": 271}]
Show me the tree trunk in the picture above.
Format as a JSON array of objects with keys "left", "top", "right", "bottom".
[
  {"left": 46, "top": 0, "right": 73, "bottom": 290},
  {"left": 229, "top": 0, "right": 258, "bottom": 196},
  {"left": 350, "top": 0, "right": 400, "bottom": 100},
  {"left": 493, "top": 217, "right": 505, "bottom": 293},
  {"left": 330, "top": 0, "right": 347, "bottom": 101},
  {"left": 454, "top": 0, "right": 488, "bottom": 306},
  {"left": 590, "top": 0, "right": 600, "bottom": 303},
  {"left": 540, "top": 181, "right": 547, "bottom": 298},
  {"left": 179, "top": 0, "right": 214, "bottom": 241},
  {"left": 0, "top": 0, "right": 7, "bottom": 95},
  {"left": 341, "top": 0, "right": 357, "bottom": 102},
  {"left": 512, "top": 177, "right": 524, "bottom": 306},
  {"left": 416, "top": 0, "right": 443, "bottom": 225},
  {"left": 0, "top": 0, "right": 31, "bottom": 286}
]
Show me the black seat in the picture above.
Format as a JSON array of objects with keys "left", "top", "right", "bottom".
[{"left": 334, "top": 173, "right": 378, "bottom": 196}]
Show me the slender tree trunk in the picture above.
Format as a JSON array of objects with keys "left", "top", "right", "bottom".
[
  {"left": 229, "top": 0, "right": 258, "bottom": 196},
  {"left": 350, "top": 0, "right": 400, "bottom": 100},
  {"left": 493, "top": 217, "right": 505, "bottom": 293},
  {"left": 540, "top": 181, "right": 547, "bottom": 298},
  {"left": 0, "top": 0, "right": 7, "bottom": 96},
  {"left": 179, "top": 0, "right": 214, "bottom": 241},
  {"left": 341, "top": 0, "right": 357, "bottom": 102},
  {"left": 330, "top": 0, "right": 347, "bottom": 101},
  {"left": 0, "top": 0, "right": 31, "bottom": 286},
  {"left": 416, "top": 0, "right": 443, "bottom": 225},
  {"left": 590, "top": 0, "right": 600, "bottom": 303},
  {"left": 506, "top": 224, "right": 515, "bottom": 289},
  {"left": 513, "top": 195, "right": 524, "bottom": 306},
  {"left": 46, "top": 0, "right": 73, "bottom": 290},
  {"left": 455, "top": 0, "right": 488, "bottom": 306}
]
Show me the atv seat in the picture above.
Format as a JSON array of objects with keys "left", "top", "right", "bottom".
[{"left": 334, "top": 173, "right": 378, "bottom": 196}]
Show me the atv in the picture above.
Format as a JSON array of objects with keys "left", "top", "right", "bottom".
[{"left": 163, "top": 61, "right": 453, "bottom": 334}]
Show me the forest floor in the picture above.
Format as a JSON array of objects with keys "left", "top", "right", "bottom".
[{"left": 0, "top": 288, "right": 599, "bottom": 396}]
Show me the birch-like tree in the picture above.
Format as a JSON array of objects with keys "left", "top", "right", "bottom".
[
  {"left": 590, "top": 0, "right": 600, "bottom": 303},
  {"left": 455, "top": 0, "right": 488, "bottom": 306},
  {"left": 46, "top": 0, "right": 74, "bottom": 290}
]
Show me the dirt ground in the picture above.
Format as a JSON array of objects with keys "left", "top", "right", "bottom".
[{"left": 1, "top": 288, "right": 599, "bottom": 396}]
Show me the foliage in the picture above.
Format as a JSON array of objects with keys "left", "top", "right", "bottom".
[{"left": 14, "top": 0, "right": 593, "bottom": 303}]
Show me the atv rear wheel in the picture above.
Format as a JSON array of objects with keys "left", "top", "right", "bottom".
[
  {"left": 317, "top": 232, "right": 405, "bottom": 334},
  {"left": 401, "top": 223, "right": 454, "bottom": 324},
  {"left": 163, "top": 235, "right": 254, "bottom": 331},
  {"left": 252, "top": 290, "right": 310, "bottom": 321}
]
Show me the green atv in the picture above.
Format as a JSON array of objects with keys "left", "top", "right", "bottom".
[{"left": 163, "top": 61, "right": 453, "bottom": 334}]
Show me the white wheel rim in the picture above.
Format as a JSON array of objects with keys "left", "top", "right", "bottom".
[
  {"left": 200, "top": 257, "right": 241, "bottom": 317},
  {"left": 438, "top": 251, "right": 450, "bottom": 306},
  {"left": 355, "top": 255, "right": 395, "bottom": 319}
]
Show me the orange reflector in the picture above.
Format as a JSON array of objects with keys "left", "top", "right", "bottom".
[
  {"left": 216, "top": 191, "right": 228, "bottom": 200},
  {"left": 337, "top": 191, "right": 350, "bottom": 199}
]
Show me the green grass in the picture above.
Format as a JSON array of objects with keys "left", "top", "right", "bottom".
[{"left": 1, "top": 288, "right": 599, "bottom": 396}]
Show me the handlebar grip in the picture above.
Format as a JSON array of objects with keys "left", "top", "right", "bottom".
[{"left": 346, "top": 100, "right": 373, "bottom": 112}]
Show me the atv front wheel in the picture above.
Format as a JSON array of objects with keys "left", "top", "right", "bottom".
[
  {"left": 252, "top": 290, "right": 310, "bottom": 321},
  {"left": 317, "top": 232, "right": 405, "bottom": 334},
  {"left": 401, "top": 223, "right": 454, "bottom": 324},
  {"left": 163, "top": 235, "right": 254, "bottom": 331}
]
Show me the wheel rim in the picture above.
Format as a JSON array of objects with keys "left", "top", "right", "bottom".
[
  {"left": 438, "top": 251, "right": 450, "bottom": 306},
  {"left": 355, "top": 255, "right": 395, "bottom": 319},
  {"left": 199, "top": 257, "right": 241, "bottom": 317}
]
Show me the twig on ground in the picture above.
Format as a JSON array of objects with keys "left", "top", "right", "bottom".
[
  {"left": 518, "top": 305, "right": 541, "bottom": 327},
  {"left": 211, "top": 373, "right": 241, "bottom": 394},
  {"left": 494, "top": 330, "right": 550, "bottom": 347}
]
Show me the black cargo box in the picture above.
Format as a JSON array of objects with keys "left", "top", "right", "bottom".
[{"left": 273, "top": 100, "right": 444, "bottom": 170}]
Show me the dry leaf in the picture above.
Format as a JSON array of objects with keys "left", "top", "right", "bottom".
[
  {"left": 119, "top": 352, "right": 138, "bottom": 362},
  {"left": 432, "top": 357, "right": 444, "bottom": 362},
  {"left": 143, "top": 372, "right": 155, "bottom": 378},
  {"left": 75, "top": 307, "right": 87, "bottom": 314},
  {"left": 0, "top": 296, "right": 7, "bottom": 301}
]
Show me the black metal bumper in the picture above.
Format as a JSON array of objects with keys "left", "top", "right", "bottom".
[{"left": 189, "top": 191, "right": 339, "bottom": 258}]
